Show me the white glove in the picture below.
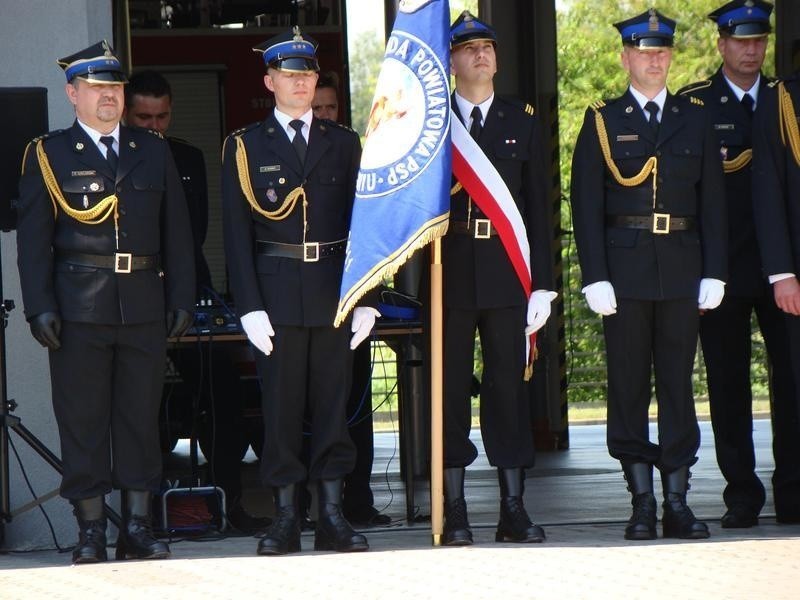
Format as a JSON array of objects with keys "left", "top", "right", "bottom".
[
  {"left": 583, "top": 281, "right": 617, "bottom": 316},
  {"left": 240, "top": 310, "right": 275, "bottom": 356},
  {"left": 350, "top": 307, "right": 380, "bottom": 350},
  {"left": 525, "top": 290, "right": 558, "bottom": 335},
  {"left": 698, "top": 278, "right": 726, "bottom": 310}
]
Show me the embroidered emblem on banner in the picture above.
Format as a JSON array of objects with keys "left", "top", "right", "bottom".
[{"left": 356, "top": 30, "right": 449, "bottom": 200}]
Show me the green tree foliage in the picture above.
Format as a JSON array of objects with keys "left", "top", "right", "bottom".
[
  {"left": 558, "top": 0, "right": 775, "bottom": 402},
  {"left": 349, "top": 30, "right": 385, "bottom": 135}
]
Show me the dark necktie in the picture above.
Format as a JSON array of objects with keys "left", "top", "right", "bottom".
[
  {"left": 100, "top": 135, "right": 118, "bottom": 173},
  {"left": 644, "top": 101, "right": 660, "bottom": 134},
  {"left": 289, "top": 119, "right": 307, "bottom": 164},
  {"left": 741, "top": 93, "right": 755, "bottom": 117},
  {"left": 469, "top": 106, "right": 483, "bottom": 140}
]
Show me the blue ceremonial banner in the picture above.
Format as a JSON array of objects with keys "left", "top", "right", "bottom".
[{"left": 334, "top": 0, "right": 451, "bottom": 326}]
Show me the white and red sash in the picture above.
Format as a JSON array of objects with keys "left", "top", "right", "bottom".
[{"left": 451, "top": 116, "right": 538, "bottom": 375}]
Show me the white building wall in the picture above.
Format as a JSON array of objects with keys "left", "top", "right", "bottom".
[{"left": 1, "top": 0, "right": 112, "bottom": 551}]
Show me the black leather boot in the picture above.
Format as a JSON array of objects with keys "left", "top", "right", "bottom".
[
  {"left": 72, "top": 496, "right": 108, "bottom": 564},
  {"left": 495, "top": 468, "right": 545, "bottom": 543},
  {"left": 661, "top": 467, "right": 710, "bottom": 539},
  {"left": 443, "top": 467, "right": 473, "bottom": 546},
  {"left": 116, "top": 490, "right": 171, "bottom": 560},
  {"left": 621, "top": 463, "right": 657, "bottom": 540},
  {"left": 314, "top": 479, "right": 369, "bottom": 552},
  {"left": 258, "top": 484, "right": 301, "bottom": 555}
]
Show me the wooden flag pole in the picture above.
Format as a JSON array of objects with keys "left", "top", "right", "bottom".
[{"left": 430, "top": 237, "right": 444, "bottom": 546}]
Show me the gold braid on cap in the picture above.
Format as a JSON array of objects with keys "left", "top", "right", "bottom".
[
  {"left": 723, "top": 149, "right": 752, "bottom": 173},
  {"left": 591, "top": 103, "right": 658, "bottom": 207},
  {"left": 234, "top": 135, "right": 307, "bottom": 225},
  {"left": 778, "top": 82, "right": 800, "bottom": 167},
  {"left": 35, "top": 140, "right": 119, "bottom": 226}
]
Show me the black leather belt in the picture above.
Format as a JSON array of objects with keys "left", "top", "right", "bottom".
[
  {"left": 256, "top": 239, "right": 347, "bottom": 262},
  {"left": 607, "top": 214, "right": 695, "bottom": 234},
  {"left": 450, "top": 219, "right": 498, "bottom": 238},
  {"left": 56, "top": 250, "right": 159, "bottom": 273}
]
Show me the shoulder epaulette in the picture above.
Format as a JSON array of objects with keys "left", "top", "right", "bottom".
[
  {"left": 145, "top": 128, "right": 164, "bottom": 139},
  {"left": 498, "top": 96, "right": 535, "bottom": 116},
  {"left": 30, "top": 129, "right": 66, "bottom": 144},
  {"left": 320, "top": 119, "right": 356, "bottom": 133},
  {"left": 688, "top": 96, "right": 704, "bottom": 106},
  {"left": 678, "top": 80, "right": 712, "bottom": 96},
  {"left": 767, "top": 79, "right": 781, "bottom": 88},
  {"left": 590, "top": 100, "right": 606, "bottom": 110},
  {"left": 229, "top": 122, "right": 260, "bottom": 138}
]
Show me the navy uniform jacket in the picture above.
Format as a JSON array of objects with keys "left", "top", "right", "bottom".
[
  {"left": 168, "top": 137, "right": 212, "bottom": 294},
  {"left": 570, "top": 90, "right": 727, "bottom": 300},
  {"left": 752, "top": 74, "right": 800, "bottom": 277},
  {"left": 444, "top": 95, "right": 554, "bottom": 309},
  {"left": 221, "top": 114, "right": 361, "bottom": 327},
  {"left": 678, "top": 68, "right": 771, "bottom": 297},
  {"left": 16, "top": 121, "right": 195, "bottom": 324}
]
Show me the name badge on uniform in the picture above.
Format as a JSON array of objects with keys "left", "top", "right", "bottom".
[
  {"left": 616, "top": 134, "right": 639, "bottom": 142},
  {"left": 266, "top": 188, "right": 278, "bottom": 203},
  {"left": 71, "top": 170, "right": 96, "bottom": 176},
  {"left": 260, "top": 165, "right": 281, "bottom": 173},
  {"left": 714, "top": 124, "right": 735, "bottom": 130}
]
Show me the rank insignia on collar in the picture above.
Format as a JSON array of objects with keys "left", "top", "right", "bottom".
[
  {"left": 721, "top": 96, "right": 729, "bottom": 103},
  {"left": 625, "top": 106, "right": 633, "bottom": 114},
  {"left": 75, "top": 142, "right": 84, "bottom": 150},
  {"left": 129, "top": 141, "right": 136, "bottom": 148}
]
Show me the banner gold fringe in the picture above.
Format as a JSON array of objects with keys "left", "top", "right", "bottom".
[{"left": 333, "top": 216, "right": 450, "bottom": 327}]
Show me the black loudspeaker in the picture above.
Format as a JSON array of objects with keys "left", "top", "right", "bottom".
[{"left": 0, "top": 87, "right": 48, "bottom": 231}]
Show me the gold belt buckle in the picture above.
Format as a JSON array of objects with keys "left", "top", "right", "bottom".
[
  {"left": 652, "top": 213, "right": 670, "bottom": 235},
  {"left": 114, "top": 252, "right": 132, "bottom": 273},
  {"left": 303, "top": 242, "right": 320, "bottom": 262},
  {"left": 474, "top": 218, "right": 492, "bottom": 239}
]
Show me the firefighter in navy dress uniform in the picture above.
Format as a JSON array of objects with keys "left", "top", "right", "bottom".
[
  {"left": 751, "top": 65, "right": 800, "bottom": 524},
  {"left": 679, "top": 0, "right": 800, "bottom": 529},
  {"left": 441, "top": 12, "right": 557, "bottom": 546},
  {"left": 570, "top": 10, "right": 727, "bottom": 540},
  {"left": 221, "top": 28, "right": 377, "bottom": 555},
  {"left": 15, "top": 41, "right": 195, "bottom": 564}
]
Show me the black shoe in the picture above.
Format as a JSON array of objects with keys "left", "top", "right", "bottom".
[
  {"left": 662, "top": 496, "right": 710, "bottom": 539},
  {"left": 227, "top": 501, "right": 272, "bottom": 535},
  {"left": 72, "top": 518, "right": 108, "bottom": 564},
  {"left": 257, "top": 507, "right": 301, "bottom": 555},
  {"left": 721, "top": 506, "right": 759, "bottom": 529},
  {"left": 116, "top": 516, "right": 171, "bottom": 560},
  {"left": 343, "top": 505, "right": 392, "bottom": 527},
  {"left": 496, "top": 497, "right": 545, "bottom": 543},
  {"left": 314, "top": 504, "right": 369, "bottom": 552},
  {"left": 443, "top": 498, "right": 473, "bottom": 546},
  {"left": 625, "top": 493, "right": 657, "bottom": 540}
]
